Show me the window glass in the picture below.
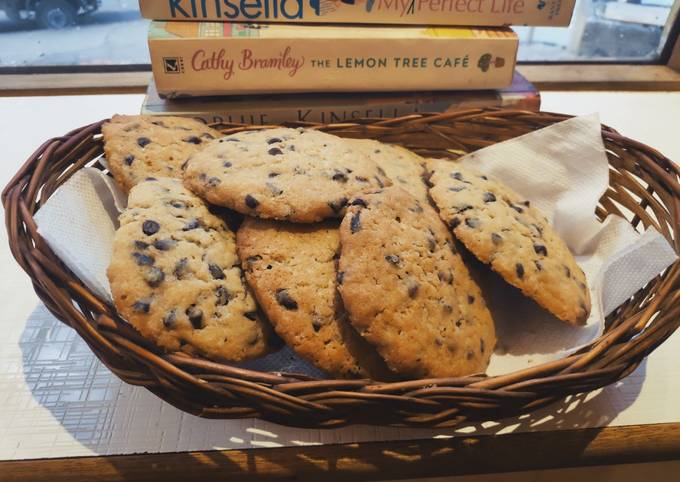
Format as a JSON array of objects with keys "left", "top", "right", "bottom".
[
  {"left": 0, "top": 0, "right": 677, "bottom": 68},
  {"left": 517, "top": 0, "right": 678, "bottom": 61},
  {"left": 0, "top": 0, "right": 149, "bottom": 67}
]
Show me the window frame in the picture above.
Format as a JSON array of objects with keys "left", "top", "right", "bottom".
[{"left": 1, "top": 6, "right": 679, "bottom": 95}]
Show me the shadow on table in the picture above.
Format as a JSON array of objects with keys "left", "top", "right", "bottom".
[{"left": 19, "top": 304, "right": 648, "bottom": 478}]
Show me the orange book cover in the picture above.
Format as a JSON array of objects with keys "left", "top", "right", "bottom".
[
  {"left": 140, "top": 0, "right": 575, "bottom": 27},
  {"left": 149, "top": 22, "right": 518, "bottom": 97}
]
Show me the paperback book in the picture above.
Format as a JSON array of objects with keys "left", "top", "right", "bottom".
[{"left": 149, "top": 21, "right": 518, "bottom": 97}]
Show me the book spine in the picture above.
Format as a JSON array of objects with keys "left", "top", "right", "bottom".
[
  {"left": 140, "top": 0, "right": 575, "bottom": 27},
  {"left": 141, "top": 89, "right": 540, "bottom": 125},
  {"left": 149, "top": 29, "right": 518, "bottom": 96}
]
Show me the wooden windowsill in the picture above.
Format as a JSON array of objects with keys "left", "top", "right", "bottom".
[
  {"left": 1, "top": 65, "right": 680, "bottom": 97},
  {"left": 1, "top": 423, "right": 679, "bottom": 482}
]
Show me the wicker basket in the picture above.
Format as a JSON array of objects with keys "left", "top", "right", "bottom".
[{"left": 3, "top": 109, "right": 679, "bottom": 428}]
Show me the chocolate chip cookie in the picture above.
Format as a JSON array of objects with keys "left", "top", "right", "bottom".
[
  {"left": 337, "top": 186, "right": 496, "bottom": 378},
  {"left": 108, "top": 177, "right": 275, "bottom": 361},
  {"left": 237, "top": 218, "right": 392, "bottom": 379},
  {"left": 184, "top": 128, "right": 392, "bottom": 223},
  {"left": 426, "top": 161, "right": 591, "bottom": 325},
  {"left": 103, "top": 115, "right": 221, "bottom": 193},
  {"left": 346, "top": 139, "right": 429, "bottom": 203}
]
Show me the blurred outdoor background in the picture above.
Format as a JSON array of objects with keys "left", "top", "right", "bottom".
[{"left": 0, "top": 0, "right": 677, "bottom": 67}]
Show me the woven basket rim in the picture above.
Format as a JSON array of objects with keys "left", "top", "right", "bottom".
[{"left": 4, "top": 109, "right": 679, "bottom": 428}]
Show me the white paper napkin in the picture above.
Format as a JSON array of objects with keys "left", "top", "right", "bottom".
[{"left": 32, "top": 116, "right": 678, "bottom": 377}]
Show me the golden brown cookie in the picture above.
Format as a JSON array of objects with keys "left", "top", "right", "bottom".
[
  {"left": 108, "top": 178, "right": 275, "bottom": 361},
  {"left": 426, "top": 160, "right": 590, "bottom": 325},
  {"left": 346, "top": 139, "right": 429, "bottom": 203},
  {"left": 184, "top": 128, "right": 391, "bottom": 223},
  {"left": 103, "top": 115, "right": 220, "bottom": 193},
  {"left": 237, "top": 217, "right": 392, "bottom": 379},
  {"left": 337, "top": 186, "right": 496, "bottom": 378}
]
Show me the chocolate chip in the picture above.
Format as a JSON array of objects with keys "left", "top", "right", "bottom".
[
  {"left": 181, "top": 159, "right": 190, "bottom": 170},
  {"left": 533, "top": 244, "right": 548, "bottom": 256},
  {"left": 209, "top": 264, "right": 225, "bottom": 279},
  {"left": 206, "top": 177, "right": 221, "bottom": 187},
  {"left": 169, "top": 200, "right": 187, "bottom": 209},
  {"left": 451, "top": 172, "right": 464, "bottom": 181},
  {"left": 124, "top": 155, "right": 135, "bottom": 166},
  {"left": 491, "top": 233, "right": 503, "bottom": 245},
  {"left": 328, "top": 197, "right": 348, "bottom": 214},
  {"left": 438, "top": 271, "right": 453, "bottom": 284},
  {"left": 267, "top": 137, "right": 282, "bottom": 144},
  {"left": 268, "top": 172, "right": 279, "bottom": 177},
  {"left": 534, "top": 260, "right": 543, "bottom": 271},
  {"left": 146, "top": 267, "right": 165, "bottom": 287},
  {"left": 174, "top": 258, "right": 188, "bottom": 279},
  {"left": 483, "top": 192, "right": 496, "bottom": 203},
  {"left": 220, "top": 138, "right": 239, "bottom": 143},
  {"left": 186, "top": 306, "right": 204, "bottom": 329},
  {"left": 223, "top": 161, "right": 233, "bottom": 168},
  {"left": 355, "top": 176, "right": 369, "bottom": 183},
  {"left": 351, "top": 198, "right": 367, "bottom": 208},
  {"left": 132, "top": 252, "right": 155, "bottom": 266},
  {"left": 245, "top": 194, "right": 259, "bottom": 209},
  {"left": 457, "top": 205, "right": 474, "bottom": 214},
  {"left": 244, "top": 311, "right": 258, "bottom": 321},
  {"left": 183, "top": 219, "right": 200, "bottom": 231},
  {"left": 385, "top": 254, "right": 401, "bottom": 266},
  {"left": 311, "top": 315, "right": 325, "bottom": 333},
  {"left": 564, "top": 265, "right": 572, "bottom": 277},
  {"left": 523, "top": 200, "right": 531, "bottom": 207},
  {"left": 132, "top": 300, "right": 150, "bottom": 313},
  {"left": 163, "top": 311, "right": 176, "bottom": 328},
  {"left": 268, "top": 147, "right": 283, "bottom": 156},
  {"left": 151, "top": 120, "right": 166, "bottom": 127},
  {"left": 465, "top": 218, "right": 480, "bottom": 228},
  {"left": 409, "top": 203, "right": 424, "bottom": 213},
  {"left": 245, "top": 255, "right": 262, "bottom": 270},
  {"left": 142, "top": 220, "right": 160, "bottom": 236},
  {"left": 449, "top": 217, "right": 461, "bottom": 229},
  {"left": 137, "top": 137, "right": 151, "bottom": 148},
  {"left": 332, "top": 170, "right": 348, "bottom": 183},
  {"left": 455, "top": 319, "right": 463, "bottom": 328},
  {"left": 510, "top": 203, "right": 524, "bottom": 213},
  {"left": 350, "top": 212, "right": 362, "bottom": 233},
  {"left": 480, "top": 175, "right": 489, "bottom": 180},
  {"left": 215, "top": 286, "right": 230, "bottom": 306},
  {"left": 468, "top": 295, "right": 475, "bottom": 304},
  {"left": 134, "top": 241, "right": 149, "bottom": 250},
  {"left": 448, "top": 186, "right": 466, "bottom": 192},
  {"left": 266, "top": 182, "right": 283, "bottom": 196},
  {"left": 407, "top": 281, "right": 419, "bottom": 299},
  {"left": 516, "top": 263, "right": 525, "bottom": 279},
  {"left": 427, "top": 236, "right": 437, "bottom": 253},
  {"left": 184, "top": 136, "right": 202, "bottom": 144},
  {"left": 480, "top": 339, "right": 486, "bottom": 354},
  {"left": 276, "top": 289, "right": 298, "bottom": 310},
  {"left": 153, "top": 239, "right": 176, "bottom": 251}
]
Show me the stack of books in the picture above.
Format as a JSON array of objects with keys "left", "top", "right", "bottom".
[{"left": 139, "top": 0, "right": 577, "bottom": 123}]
